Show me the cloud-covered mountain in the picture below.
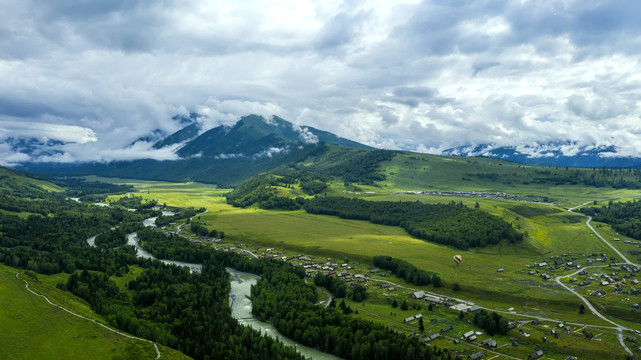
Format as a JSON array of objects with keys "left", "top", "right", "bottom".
[
  {"left": 19, "top": 114, "right": 372, "bottom": 186},
  {"left": 442, "top": 142, "right": 641, "bottom": 168},
  {"left": 163, "top": 114, "right": 371, "bottom": 159}
]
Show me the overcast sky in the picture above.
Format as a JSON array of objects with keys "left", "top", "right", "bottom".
[{"left": 2, "top": 0, "right": 641, "bottom": 165}]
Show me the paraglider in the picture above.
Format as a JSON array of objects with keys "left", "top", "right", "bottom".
[{"left": 453, "top": 255, "right": 462, "bottom": 265}]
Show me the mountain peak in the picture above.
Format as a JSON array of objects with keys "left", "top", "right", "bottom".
[{"left": 158, "top": 113, "right": 372, "bottom": 160}]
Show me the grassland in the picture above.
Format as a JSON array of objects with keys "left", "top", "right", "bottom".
[
  {"left": 378, "top": 152, "right": 641, "bottom": 207},
  {"left": 0, "top": 264, "right": 190, "bottom": 360},
  {"left": 0, "top": 166, "right": 62, "bottom": 193},
  {"left": 88, "top": 174, "right": 641, "bottom": 358}
]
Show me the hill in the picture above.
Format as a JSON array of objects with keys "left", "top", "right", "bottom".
[{"left": 0, "top": 165, "right": 61, "bottom": 196}]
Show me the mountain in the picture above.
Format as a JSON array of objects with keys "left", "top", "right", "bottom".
[
  {"left": 158, "top": 114, "right": 371, "bottom": 158},
  {"left": 20, "top": 114, "right": 373, "bottom": 186},
  {"left": 129, "top": 129, "right": 166, "bottom": 147},
  {"left": 442, "top": 142, "right": 641, "bottom": 168},
  {"left": 0, "top": 165, "right": 62, "bottom": 195},
  {"left": 0, "top": 137, "right": 66, "bottom": 157},
  {"left": 152, "top": 122, "right": 201, "bottom": 149}
]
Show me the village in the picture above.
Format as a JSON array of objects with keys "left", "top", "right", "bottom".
[{"left": 518, "top": 251, "right": 641, "bottom": 310}]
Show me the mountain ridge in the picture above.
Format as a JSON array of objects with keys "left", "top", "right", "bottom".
[{"left": 442, "top": 142, "right": 641, "bottom": 168}]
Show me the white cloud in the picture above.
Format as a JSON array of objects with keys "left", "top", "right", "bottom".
[
  {"left": 294, "top": 126, "right": 319, "bottom": 144},
  {"left": 253, "top": 146, "right": 289, "bottom": 158},
  {"left": 0, "top": 121, "right": 97, "bottom": 143},
  {"left": 1, "top": 0, "right": 641, "bottom": 164}
]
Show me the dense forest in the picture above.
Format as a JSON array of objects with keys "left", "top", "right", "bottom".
[
  {"left": 63, "top": 261, "right": 306, "bottom": 360},
  {"left": 529, "top": 168, "right": 641, "bottom": 189},
  {"left": 94, "top": 223, "right": 144, "bottom": 249},
  {"left": 305, "top": 197, "right": 523, "bottom": 249},
  {"left": 373, "top": 256, "right": 437, "bottom": 287},
  {"left": 579, "top": 200, "right": 641, "bottom": 240},
  {"left": 0, "top": 193, "right": 154, "bottom": 275}
]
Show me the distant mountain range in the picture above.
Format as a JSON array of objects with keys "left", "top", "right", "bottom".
[
  {"left": 20, "top": 114, "right": 372, "bottom": 186},
  {"left": 442, "top": 142, "right": 641, "bottom": 168}
]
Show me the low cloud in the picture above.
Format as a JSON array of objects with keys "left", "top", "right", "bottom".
[
  {"left": 0, "top": 121, "right": 97, "bottom": 144},
  {"left": 214, "top": 153, "right": 244, "bottom": 160},
  {"left": 294, "top": 126, "right": 319, "bottom": 144},
  {"left": 253, "top": 146, "right": 289, "bottom": 158}
]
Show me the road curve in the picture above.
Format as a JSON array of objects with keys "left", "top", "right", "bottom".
[
  {"left": 584, "top": 216, "right": 636, "bottom": 266},
  {"left": 16, "top": 272, "right": 162, "bottom": 359},
  {"left": 554, "top": 268, "right": 633, "bottom": 356},
  {"left": 568, "top": 198, "right": 640, "bottom": 267}
]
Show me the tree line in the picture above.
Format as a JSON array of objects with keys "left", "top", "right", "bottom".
[
  {"left": 305, "top": 197, "right": 523, "bottom": 250},
  {"left": 579, "top": 199, "right": 641, "bottom": 240},
  {"left": 373, "top": 256, "right": 437, "bottom": 287}
]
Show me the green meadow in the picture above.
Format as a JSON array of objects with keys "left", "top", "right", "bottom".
[
  {"left": 0, "top": 264, "right": 190, "bottom": 360},
  {"left": 378, "top": 152, "right": 641, "bottom": 207}
]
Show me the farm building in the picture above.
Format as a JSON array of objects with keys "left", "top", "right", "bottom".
[
  {"left": 440, "top": 325, "right": 454, "bottom": 333},
  {"left": 528, "top": 350, "right": 544, "bottom": 359},
  {"left": 481, "top": 339, "right": 497, "bottom": 348}
]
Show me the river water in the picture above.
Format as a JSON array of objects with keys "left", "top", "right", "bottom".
[
  {"left": 86, "top": 216, "right": 338, "bottom": 359},
  {"left": 227, "top": 268, "right": 339, "bottom": 360}
]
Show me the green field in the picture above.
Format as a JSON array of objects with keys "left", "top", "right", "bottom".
[
  {"left": 378, "top": 152, "right": 641, "bottom": 207},
  {"left": 0, "top": 264, "right": 190, "bottom": 360},
  {"left": 83, "top": 174, "right": 641, "bottom": 358}
]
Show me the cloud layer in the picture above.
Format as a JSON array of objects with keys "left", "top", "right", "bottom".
[{"left": 2, "top": 0, "right": 641, "bottom": 165}]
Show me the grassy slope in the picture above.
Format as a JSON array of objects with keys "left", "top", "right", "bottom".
[
  {"left": 0, "top": 264, "right": 191, "bottom": 360},
  {"left": 379, "top": 152, "right": 641, "bottom": 207},
  {"left": 0, "top": 166, "right": 62, "bottom": 193}
]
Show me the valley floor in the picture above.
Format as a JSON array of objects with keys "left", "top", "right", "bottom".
[{"left": 95, "top": 177, "right": 641, "bottom": 359}]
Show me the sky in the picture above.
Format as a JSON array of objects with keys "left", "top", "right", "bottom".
[{"left": 2, "top": 0, "right": 641, "bottom": 165}]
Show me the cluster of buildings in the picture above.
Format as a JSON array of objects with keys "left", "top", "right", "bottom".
[{"left": 394, "top": 190, "right": 522, "bottom": 201}]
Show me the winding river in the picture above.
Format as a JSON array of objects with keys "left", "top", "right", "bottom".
[
  {"left": 227, "top": 269, "right": 339, "bottom": 360},
  {"left": 87, "top": 216, "right": 338, "bottom": 360}
]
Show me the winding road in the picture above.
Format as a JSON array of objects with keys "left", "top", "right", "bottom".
[
  {"left": 16, "top": 272, "right": 162, "bottom": 359},
  {"left": 554, "top": 266, "right": 634, "bottom": 355}
]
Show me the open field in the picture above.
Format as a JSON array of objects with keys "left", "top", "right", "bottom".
[{"left": 0, "top": 264, "right": 190, "bottom": 360}]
